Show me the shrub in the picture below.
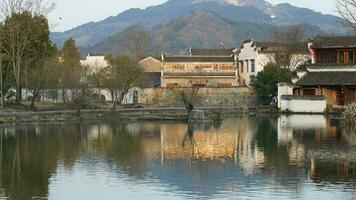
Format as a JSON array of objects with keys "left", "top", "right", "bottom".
[
  {"left": 251, "top": 63, "right": 292, "bottom": 105},
  {"left": 343, "top": 103, "right": 356, "bottom": 125}
]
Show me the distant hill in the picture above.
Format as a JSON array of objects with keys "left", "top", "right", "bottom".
[
  {"left": 52, "top": 0, "right": 344, "bottom": 49},
  {"left": 83, "top": 11, "right": 324, "bottom": 56}
]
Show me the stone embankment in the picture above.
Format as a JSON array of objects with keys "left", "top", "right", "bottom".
[{"left": 0, "top": 106, "right": 276, "bottom": 123}]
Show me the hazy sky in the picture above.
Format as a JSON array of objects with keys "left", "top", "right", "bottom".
[{"left": 49, "top": 0, "right": 336, "bottom": 32}]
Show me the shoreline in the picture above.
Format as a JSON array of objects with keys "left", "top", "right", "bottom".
[{"left": 0, "top": 106, "right": 278, "bottom": 123}]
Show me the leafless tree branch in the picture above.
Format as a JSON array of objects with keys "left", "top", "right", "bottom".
[
  {"left": 336, "top": 0, "right": 356, "bottom": 31},
  {"left": 0, "top": 0, "right": 55, "bottom": 20}
]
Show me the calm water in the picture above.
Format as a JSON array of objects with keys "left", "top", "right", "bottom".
[{"left": 0, "top": 115, "right": 356, "bottom": 200}]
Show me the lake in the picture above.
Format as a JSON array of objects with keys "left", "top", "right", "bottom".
[{"left": 0, "top": 115, "right": 355, "bottom": 200}]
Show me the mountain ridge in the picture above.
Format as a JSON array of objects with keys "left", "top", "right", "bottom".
[
  {"left": 51, "top": 0, "right": 344, "bottom": 48},
  {"left": 82, "top": 11, "right": 325, "bottom": 56}
]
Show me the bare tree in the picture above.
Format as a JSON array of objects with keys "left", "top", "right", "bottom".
[
  {"left": 0, "top": 0, "right": 55, "bottom": 19},
  {"left": 121, "top": 26, "right": 160, "bottom": 62},
  {"left": 179, "top": 85, "right": 202, "bottom": 116},
  {"left": 336, "top": 0, "right": 356, "bottom": 31},
  {"left": 271, "top": 25, "right": 309, "bottom": 71}
]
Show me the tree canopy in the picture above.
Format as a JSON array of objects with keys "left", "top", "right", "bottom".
[
  {"left": 251, "top": 63, "right": 292, "bottom": 105},
  {"left": 0, "top": 11, "right": 55, "bottom": 103}
]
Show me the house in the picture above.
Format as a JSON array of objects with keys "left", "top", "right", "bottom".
[
  {"left": 138, "top": 56, "right": 162, "bottom": 88},
  {"left": 80, "top": 54, "right": 108, "bottom": 75},
  {"left": 238, "top": 39, "right": 310, "bottom": 85},
  {"left": 161, "top": 48, "right": 239, "bottom": 88},
  {"left": 278, "top": 35, "right": 356, "bottom": 113}
]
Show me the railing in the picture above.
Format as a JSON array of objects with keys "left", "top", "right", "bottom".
[{"left": 281, "top": 95, "right": 326, "bottom": 101}]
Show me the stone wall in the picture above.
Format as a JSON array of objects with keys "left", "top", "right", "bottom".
[
  {"left": 139, "top": 87, "right": 256, "bottom": 107},
  {"left": 162, "top": 77, "right": 239, "bottom": 88}
]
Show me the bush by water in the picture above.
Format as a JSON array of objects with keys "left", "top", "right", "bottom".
[{"left": 343, "top": 103, "right": 356, "bottom": 125}]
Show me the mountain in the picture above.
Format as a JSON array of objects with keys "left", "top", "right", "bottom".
[
  {"left": 84, "top": 11, "right": 324, "bottom": 56},
  {"left": 51, "top": 0, "right": 344, "bottom": 48}
]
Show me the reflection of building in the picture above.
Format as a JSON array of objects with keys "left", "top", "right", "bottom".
[
  {"left": 277, "top": 115, "right": 329, "bottom": 165},
  {"left": 159, "top": 118, "right": 264, "bottom": 175},
  {"left": 160, "top": 122, "right": 237, "bottom": 160},
  {"left": 277, "top": 114, "right": 356, "bottom": 181},
  {"left": 310, "top": 159, "right": 356, "bottom": 182}
]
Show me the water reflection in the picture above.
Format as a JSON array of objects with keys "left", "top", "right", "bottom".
[{"left": 0, "top": 116, "right": 355, "bottom": 199}]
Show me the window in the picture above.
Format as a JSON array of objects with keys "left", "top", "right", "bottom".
[
  {"left": 251, "top": 59, "right": 255, "bottom": 73},
  {"left": 240, "top": 61, "right": 244, "bottom": 73},
  {"left": 349, "top": 50, "right": 354, "bottom": 64},
  {"left": 218, "top": 83, "right": 233, "bottom": 88},
  {"left": 303, "top": 89, "right": 316, "bottom": 95},
  {"left": 339, "top": 51, "right": 345, "bottom": 64},
  {"left": 338, "top": 50, "right": 356, "bottom": 64},
  {"left": 193, "top": 83, "right": 206, "bottom": 87},
  {"left": 167, "top": 83, "right": 179, "bottom": 88}
]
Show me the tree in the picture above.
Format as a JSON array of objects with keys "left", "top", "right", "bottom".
[
  {"left": 22, "top": 15, "right": 56, "bottom": 109},
  {"left": 271, "top": 25, "right": 309, "bottom": 70},
  {"left": 58, "top": 38, "right": 83, "bottom": 103},
  {"left": 0, "top": 0, "right": 55, "bottom": 104},
  {"left": 89, "top": 66, "right": 108, "bottom": 100},
  {"left": 179, "top": 86, "right": 201, "bottom": 115},
  {"left": 27, "top": 55, "right": 58, "bottom": 109},
  {"left": 273, "top": 25, "right": 305, "bottom": 43},
  {"left": 122, "top": 26, "right": 154, "bottom": 61},
  {"left": 251, "top": 63, "right": 292, "bottom": 105},
  {"left": 92, "top": 55, "right": 144, "bottom": 110},
  {"left": 336, "top": 0, "right": 356, "bottom": 31},
  {"left": 0, "top": 0, "right": 55, "bottom": 19}
]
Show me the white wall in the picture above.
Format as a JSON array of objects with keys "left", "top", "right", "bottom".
[
  {"left": 280, "top": 99, "right": 326, "bottom": 113},
  {"left": 21, "top": 88, "right": 140, "bottom": 105},
  {"left": 277, "top": 83, "right": 294, "bottom": 108},
  {"left": 80, "top": 55, "right": 108, "bottom": 75},
  {"left": 238, "top": 40, "right": 311, "bottom": 85}
]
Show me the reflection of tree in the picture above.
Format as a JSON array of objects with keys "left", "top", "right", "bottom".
[
  {"left": 255, "top": 118, "right": 279, "bottom": 153},
  {"left": 182, "top": 123, "right": 194, "bottom": 148},
  {"left": 343, "top": 125, "right": 356, "bottom": 145},
  {"left": 111, "top": 124, "right": 146, "bottom": 178},
  {"left": 254, "top": 117, "right": 305, "bottom": 193},
  {"left": 87, "top": 123, "right": 148, "bottom": 178},
  {"left": 182, "top": 123, "right": 195, "bottom": 158},
  {"left": 0, "top": 124, "right": 84, "bottom": 200}
]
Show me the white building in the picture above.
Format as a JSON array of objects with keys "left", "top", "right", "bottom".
[
  {"left": 238, "top": 39, "right": 311, "bottom": 86},
  {"left": 80, "top": 54, "right": 108, "bottom": 75}
]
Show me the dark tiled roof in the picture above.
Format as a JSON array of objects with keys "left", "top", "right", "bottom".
[
  {"left": 296, "top": 65, "right": 308, "bottom": 72},
  {"left": 164, "top": 56, "right": 235, "bottom": 63},
  {"left": 143, "top": 72, "right": 161, "bottom": 88},
  {"left": 281, "top": 95, "right": 326, "bottom": 100},
  {"left": 306, "top": 64, "right": 356, "bottom": 70},
  {"left": 164, "top": 72, "right": 236, "bottom": 77},
  {"left": 310, "top": 35, "right": 356, "bottom": 49},
  {"left": 254, "top": 42, "right": 309, "bottom": 54},
  {"left": 190, "top": 48, "right": 236, "bottom": 56},
  {"left": 296, "top": 72, "right": 356, "bottom": 86},
  {"left": 88, "top": 53, "right": 105, "bottom": 56}
]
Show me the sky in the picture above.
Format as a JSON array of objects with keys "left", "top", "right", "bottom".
[{"left": 49, "top": 0, "right": 336, "bottom": 32}]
